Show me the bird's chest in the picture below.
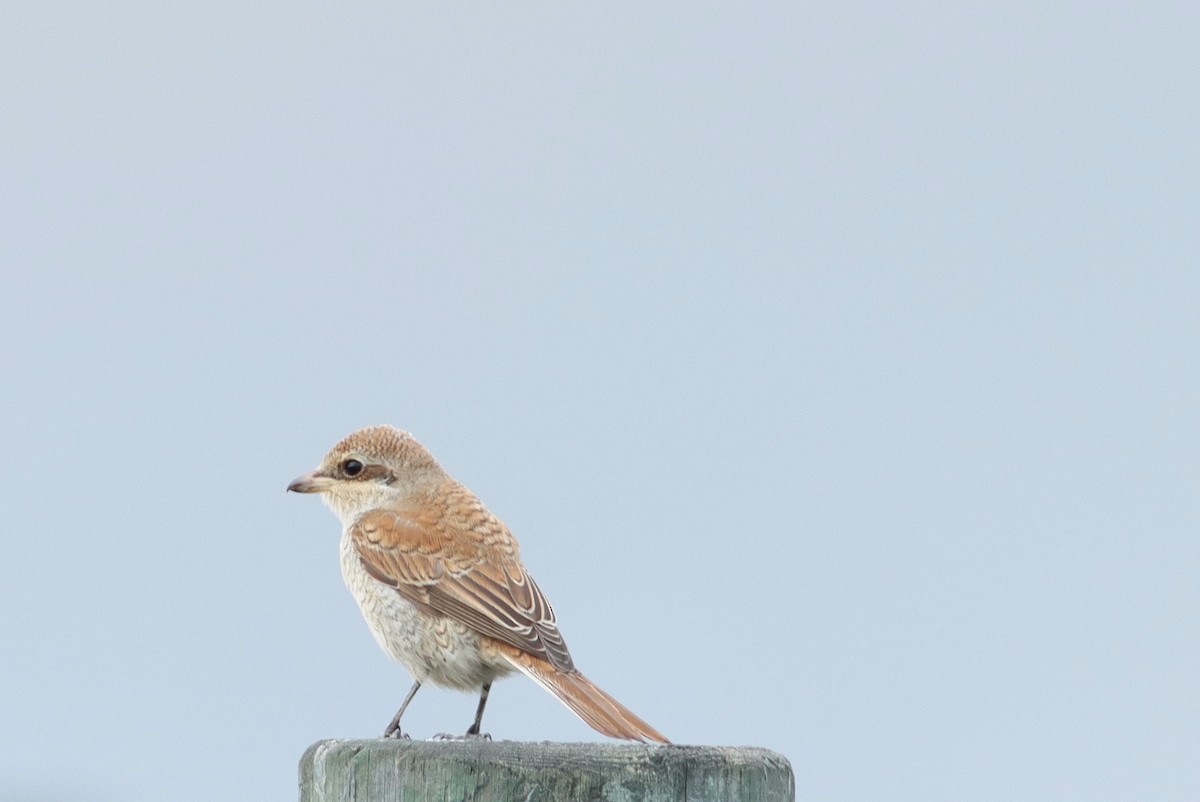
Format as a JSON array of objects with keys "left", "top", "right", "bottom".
[{"left": 338, "top": 531, "right": 499, "bottom": 689}]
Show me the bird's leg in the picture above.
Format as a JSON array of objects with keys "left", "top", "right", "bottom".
[
  {"left": 465, "top": 680, "right": 493, "bottom": 740},
  {"left": 383, "top": 680, "right": 421, "bottom": 739},
  {"left": 433, "top": 680, "right": 494, "bottom": 741}
]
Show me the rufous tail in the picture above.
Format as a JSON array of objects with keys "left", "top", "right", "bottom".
[{"left": 497, "top": 643, "right": 670, "bottom": 744}]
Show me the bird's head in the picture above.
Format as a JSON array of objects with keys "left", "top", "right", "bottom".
[{"left": 288, "top": 425, "right": 447, "bottom": 523}]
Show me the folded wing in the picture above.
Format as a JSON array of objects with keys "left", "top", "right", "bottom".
[{"left": 349, "top": 493, "right": 574, "bottom": 673}]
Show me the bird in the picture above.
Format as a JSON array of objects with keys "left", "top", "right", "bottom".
[{"left": 287, "top": 424, "right": 669, "bottom": 744}]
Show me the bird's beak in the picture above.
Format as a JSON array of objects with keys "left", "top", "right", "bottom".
[{"left": 288, "top": 470, "right": 336, "bottom": 494}]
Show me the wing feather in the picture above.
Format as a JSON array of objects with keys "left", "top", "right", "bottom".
[{"left": 350, "top": 503, "right": 576, "bottom": 673}]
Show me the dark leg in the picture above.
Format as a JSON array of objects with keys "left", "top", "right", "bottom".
[
  {"left": 383, "top": 680, "right": 421, "bottom": 739},
  {"left": 466, "top": 680, "right": 492, "bottom": 737}
]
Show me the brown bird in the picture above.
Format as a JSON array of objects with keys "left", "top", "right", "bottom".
[{"left": 287, "top": 425, "right": 668, "bottom": 743}]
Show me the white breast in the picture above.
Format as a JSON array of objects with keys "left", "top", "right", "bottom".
[{"left": 338, "top": 529, "right": 514, "bottom": 691}]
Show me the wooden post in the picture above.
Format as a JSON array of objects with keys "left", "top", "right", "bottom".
[{"left": 300, "top": 739, "right": 794, "bottom": 802}]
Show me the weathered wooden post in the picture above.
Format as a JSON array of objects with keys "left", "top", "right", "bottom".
[{"left": 300, "top": 739, "right": 794, "bottom": 802}]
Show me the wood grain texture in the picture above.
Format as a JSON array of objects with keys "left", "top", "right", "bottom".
[{"left": 299, "top": 740, "right": 794, "bottom": 802}]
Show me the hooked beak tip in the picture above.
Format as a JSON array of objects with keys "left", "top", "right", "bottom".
[{"left": 287, "top": 470, "right": 334, "bottom": 494}]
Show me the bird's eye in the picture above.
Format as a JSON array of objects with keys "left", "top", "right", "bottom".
[{"left": 342, "top": 459, "right": 364, "bottom": 477}]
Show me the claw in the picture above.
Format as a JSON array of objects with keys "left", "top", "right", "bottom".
[{"left": 431, "top": 731, "right": 492, "bottom": 742}]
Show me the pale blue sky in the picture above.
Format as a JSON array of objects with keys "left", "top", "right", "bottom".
[{"left": 2, "top": 3, "right": 1197, "bottom": 801}]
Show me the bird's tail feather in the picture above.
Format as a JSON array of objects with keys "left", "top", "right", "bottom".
[{"left": 497, "top": 644, "right": 670, "bottom": 744}]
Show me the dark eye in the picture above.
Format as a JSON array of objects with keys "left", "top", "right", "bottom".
[{"left": 342, "top": 459, "right": 364, "bottom": 477}]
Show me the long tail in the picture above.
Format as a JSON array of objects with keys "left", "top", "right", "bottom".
[{"left": 496, "top": 643, "right": 670, "bottom": 743}]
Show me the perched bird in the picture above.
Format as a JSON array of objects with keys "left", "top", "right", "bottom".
[{"left": 288, "top": 425, "right": 669, "bottom": 743}]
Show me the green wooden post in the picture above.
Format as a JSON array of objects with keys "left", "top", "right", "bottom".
[{"left": 300, "top": 740, "right": 794, "bottom": 802}]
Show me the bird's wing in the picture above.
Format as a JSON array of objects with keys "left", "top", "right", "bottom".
[{"left": 349, "top": 494, "right": 575, "bottom": 673}]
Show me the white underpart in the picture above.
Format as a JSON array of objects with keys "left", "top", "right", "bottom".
[{"left": 337, "top": 525, "right": 515, "bottom": 691}]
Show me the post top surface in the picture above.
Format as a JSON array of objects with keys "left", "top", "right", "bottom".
[
  {"left": 303, "top": 737, "right": 790, "bottom": 767},
  {"left": 300, "top": 739, "right": 796, "bottom": 802}
]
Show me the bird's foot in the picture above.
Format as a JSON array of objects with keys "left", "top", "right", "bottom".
[
  {"left": 382, "top": 723, "right": 411, "bottom": 740},
  {"left": 431, "top": 731, "right": 492, "bottom": 742}
]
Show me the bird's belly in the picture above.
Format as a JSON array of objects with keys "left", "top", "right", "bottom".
[{"left": 339, "top": 532, "right": 512, "bottom": 690}]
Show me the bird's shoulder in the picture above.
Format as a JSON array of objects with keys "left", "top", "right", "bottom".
[{"left": 353, "top": 481, "right": 519, "bottom": 568}]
